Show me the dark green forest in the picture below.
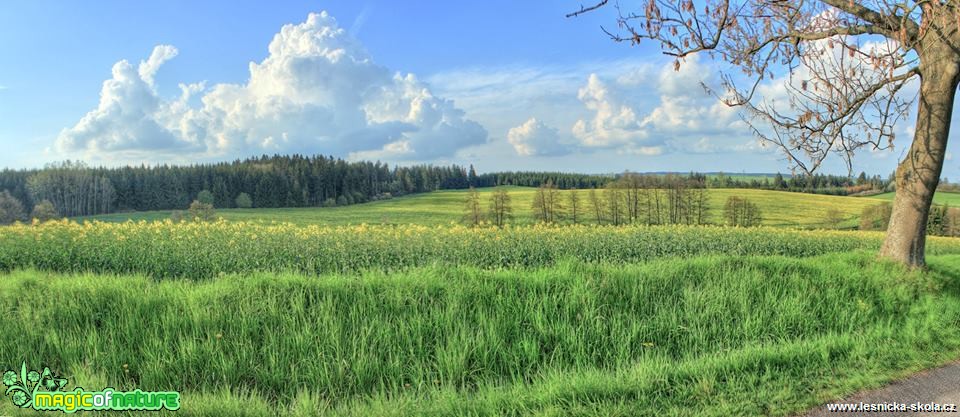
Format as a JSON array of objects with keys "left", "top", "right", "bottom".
[{"left": 0, "top": 156, "right": 479, "bottom": 215}]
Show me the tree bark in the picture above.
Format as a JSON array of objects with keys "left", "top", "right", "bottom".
[{"left": 880, "top": 50, "right": 960, "bottom": 268}]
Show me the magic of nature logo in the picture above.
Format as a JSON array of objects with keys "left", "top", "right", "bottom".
[{"left": 2, "top": 362, "right": 180, "bottom": 413}]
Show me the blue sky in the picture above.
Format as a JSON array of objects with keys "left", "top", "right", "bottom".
[{"left": 1, "top": 1, "right": 957, "bottom": 179}]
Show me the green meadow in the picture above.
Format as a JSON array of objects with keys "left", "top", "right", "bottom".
[{"left": 80, "top": 186, "right": 896, "bottom": 229}]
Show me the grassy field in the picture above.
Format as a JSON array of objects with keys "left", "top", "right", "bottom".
[
  {"left": 869, "top": 191, "right": 960, "bottom": 206},
  {"left": 5, "top": 220, "right": 960, "bottom": 278},
  {"left": 79, "top": 187, "right": 888, "bottom": 229},
  {"left": 2, "top": 253, "right": 960, "bottom": 416}
]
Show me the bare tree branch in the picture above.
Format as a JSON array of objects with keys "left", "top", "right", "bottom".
[
  {"left": 820, "top": 0, "right": 917, "bottom": 37},
  {"left": 566, "top": 1, "right": 609, "bottom": 18}
]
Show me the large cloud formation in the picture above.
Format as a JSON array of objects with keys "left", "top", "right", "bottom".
[
  {"left": 57, "top": 12, "right": 487, "bottom": 161},
  {"left": 437, "top": 54, "right": 760, "bottom": 159},
  {"left": 564, "top": 56, "right": 753, "bottom": 157}
]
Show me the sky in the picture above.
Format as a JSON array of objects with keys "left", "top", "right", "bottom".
[{"left": 0, "top": 1, "right": 957, "bottom": 179}]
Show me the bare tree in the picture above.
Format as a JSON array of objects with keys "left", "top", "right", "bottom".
[
  {"left": 532, "top": 184, "right": 549, "bottom": 223},
  {"left": 488, "top": 188, "right": 513, "bottom": 227},
  {"left": 665, "top": 174, "right": 689, "bottom": 224},
  {"left": 568, "top": 190, "right": 582, "bottom": 224},
  {"left": 531, "top": 180, "right": 564, "bottom": 223},
  {"left": 547, "top": 182, "right": 565, "bottom": 222},
  {"left": 723, "top": 196, "right": 762, "bottom": 227},
  {"left": 588, "top": 187, "right": 605, "bottom": 223},
  {"left": 604, "top": 185, "right": 626, "bottom": 225},
  {"left": 621, "top": 173, "right": 642, "bottom": 221},
  {"left": 464, "top": 186, "right": 483, "bottom": 226},
  {"left": 690, "top": 183, "right": 711, "bottom": 225},
  {"left": 638, "top": 184, "right": 665, "bottom": 225},
  {"left": 571, "top": 1, "right": 960, "bottom": 267}
]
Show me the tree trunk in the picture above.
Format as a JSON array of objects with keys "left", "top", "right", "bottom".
[{"left": 879, "top": 53, "right": 960, "bottom": 268}]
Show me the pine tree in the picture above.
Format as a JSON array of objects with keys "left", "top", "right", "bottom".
[{"left": 468, "top": 164, "right": 478, "bottom": 187}]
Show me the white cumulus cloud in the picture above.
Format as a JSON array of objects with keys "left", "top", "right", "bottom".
[
  {"left": 641, "top": 56, "right": 745, "bottom": 140},
  {"left": 566, "top": 59, "right": 751, "bottom": 157},
  {"left": 56, "top": 11, "right": 486, "bottom": 162},
  {"left": 138, "top": 45, "right": 178, "bottom": 87},
  {"left": 507, "top": 118, "right": 569, "bottom": 156},
  {"left": 571, "top": 74, "right": 649, "bottom": 149},
  {"left": 56, "top": 53, "right": 198, "bottom": 154}
]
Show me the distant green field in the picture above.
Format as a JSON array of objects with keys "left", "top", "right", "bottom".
[
  {"left": 80, "top": 186, "right": 887, "bottom": 229},
  {"left": 869, "top": 191, "right": 960, "bottom": 206}
]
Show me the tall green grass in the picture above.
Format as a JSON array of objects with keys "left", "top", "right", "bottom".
[{"left": 2, "top": 253, "right": 960, "bottom": 416}]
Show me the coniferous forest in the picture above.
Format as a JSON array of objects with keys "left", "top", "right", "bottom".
[{"left": 0, "top": 156, "right": 480, "bottom": 215}]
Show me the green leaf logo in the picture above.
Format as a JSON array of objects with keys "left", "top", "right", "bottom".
[{"left": 2, "top": 362, "right": 67, "bottom": 408}]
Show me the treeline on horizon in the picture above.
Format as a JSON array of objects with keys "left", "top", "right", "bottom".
[{"left": 0, "top": 153, "right": 901, "bottom": 218}]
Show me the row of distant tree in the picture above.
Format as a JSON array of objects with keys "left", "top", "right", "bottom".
[
  {"left": 464, "top": 174, "right": 762, "bottom": 228},
  {"left": 477, "top": 171, "right": 894, "bottom": 196},
  {"left": 465, "top": 180, "right": 960, "bottom": 236},
  {"left": 744, "top": 172, "right": 890, "bottom": 196}
]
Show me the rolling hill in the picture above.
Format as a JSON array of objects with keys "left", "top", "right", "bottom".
[{"left": 79, "top": 186, "right": 900, "bottom": 228}]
